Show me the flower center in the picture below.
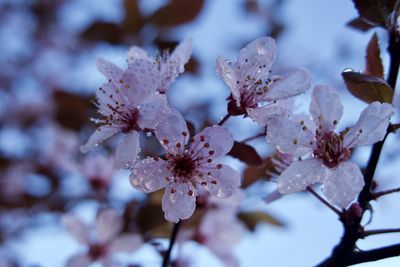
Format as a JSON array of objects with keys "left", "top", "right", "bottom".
[
  {"left": 313, "top": 130, "right": 351, "bottom": 168},
  {"left": 121, "top": 108, "right": 140, "bottom": 133},
  {"left": 89, "top": 243, "right": 107, "bottom": 260},
  {"left": 169, "top": 153, "right": 196, "bottom": 180}
]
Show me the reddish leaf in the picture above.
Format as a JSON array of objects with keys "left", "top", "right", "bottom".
[
  {"left": 238, "top": 211, "right": 285, "bottom": 231},
  {"left": 54, "top": 91, "right": 91, "bottom": 130},
  {"left": 365, "top": 33, "right": 384, "bottom": 78},
  {"left": 242, "top": 157, "right": 275, "bottom": 188},
  {"left": 150, "top": 0, "right": 204, "bottom": 27},
  {"left": 347, "top": 17, "right": 375, "bottom": 31},
  {"left": 342, "top": 71, "right": 393, "bottom": 103},
  {"left": 228, "top": 141, "right": 263, "bottom": 166},
  {"left": 81, "top": 22, "right": 124, "bottom": 44},
  {"left": 122, "top": 0, "right": 145, "bottom": 34},
  {"left": 352, "top": 0, "right": 396, "bottom": 27}
]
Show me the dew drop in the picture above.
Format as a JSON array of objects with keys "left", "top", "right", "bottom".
[
  {"left": 146, "top": 132, "right": 152, "bottom": 137},
  {"left": 343, "top": 68, "right": 353, "bottom": 73}
]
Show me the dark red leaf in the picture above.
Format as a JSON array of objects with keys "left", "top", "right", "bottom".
[
  {"left": 81, "top": 22, "right": 124, "bottom": 44},
  {"left": 365, "top": 33, "right": 384, "bottom": 78},
  {"left": 347, "top": 17, "right": 375, "bottom": 31},
  {"left": 228, "top": 141, "right": 263, "bottom": 166}
]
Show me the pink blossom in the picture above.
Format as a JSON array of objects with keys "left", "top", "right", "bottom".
[
  {"left": 216, "top": 37, "right": 311, "bottom": 125},
  {"left": 81, "top": 154, "right": 114, "bottom": 191},
  {"left": 63, "top": 208, "right": 142, "bottom": 267},
  {"left": 127, "top": 38, "right": 192, "bottom": 94},
  {"left": 130, "top": 110, "right": 241, "bottom": 222},
  {"left": 80, "top": 58, "right": 169, "bottom": 169},
  {"left": 266, "top": 85, "right": 395, "bottom": 208}
]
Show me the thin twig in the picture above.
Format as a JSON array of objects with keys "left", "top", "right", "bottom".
[
  {"left": 162, "top": 221, "right": 182, "bottom": 267},
  {"left": 217, "top": 114, "right": 231, "bottom": 126},
  {"left": 307, "top": 187, "right": 342, "bottom": 216},
  {"left": 373, "top": 187, "right": 400, "bottom": 199},
  {"left": 362, "top": 228, "right": 400, "bottom": 237},
  {"left": 241, "top": 131, "right": 265, "bottom": 143}
]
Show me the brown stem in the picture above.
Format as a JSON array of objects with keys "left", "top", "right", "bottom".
[
  {"left": 362, "top": 228, "right": 400, "bottom": 237},
  {"left": 217, "top": 114, "right": 231, "bottom": 126},
  {"left": 162, "top": 221, "right": 182, "bottom": 267},
  {"left": 373, "top": 187, "right": 400, "bottom": 199},
  {"left": 307, "top": 187, "right": 343, "bottom": 216}
]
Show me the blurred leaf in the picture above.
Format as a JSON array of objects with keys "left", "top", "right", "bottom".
[
  {"left": 242, "top": 157, "right": 275, "bottom": 188},
  {"left": 228, "top": 141, "right": 263, "bottom": 166},
  {"left": 342, "top": 71, "right": 393, "bottom": 103},
  {"left": 347, "top": 17, "right": 376, "bottom": 31},
  {"left": 136, "top": 201, "right": 167, "bottom": 235},
  {"left": 151, "top": 0, "right": 205, "bottom": 27},
  {"left": 352, "top": 0, "right": 396, "bottom": 27},
  {"left": 365, "top": 33, "right": 384, "bottom": 78},
  {"left": 238, "top": 211, "right": 284, "bottom": 231},
  {"left": 81, "top": 22, "right": 124, "bottom": 44},
  {"left": 122, "top": 0, "right": 145, "bottom": 34},
  {"left": 54, "top": 91, "right": 91, "bottom": 131}
]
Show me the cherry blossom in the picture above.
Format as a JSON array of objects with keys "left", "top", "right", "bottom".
[
  {"left": 127, "top": 38, "right": 192, "bottom": 94},
  {"left": 81, "top": 154, "right": 114, "bottom": 192},
  {"left": 80, "top": 58, "right": 169, "bottom": 169},
  {"left": 216, "top": 37, "right": 311, "bottom": 125},
  {"left": 63, "top": 208, "right": 142, "bottom": 267},
  {"left": 266, "top": 85, "right": 395, "bottom": 208},
  {"left": 130, "top": 110, "right": 241, "bottom": 222}
]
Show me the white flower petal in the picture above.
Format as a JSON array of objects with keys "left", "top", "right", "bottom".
[
  {"left": 246, "top": 103, "right": 289, "bottom": 126},
  {"left": 62, "top": 215, "right": 90, "bottom": 245},
  {"left": 109, "top": 233, "right": 142, "bottom": 253},
  {"left": 80, "top": 126, "right": 119, "bottom": 153},
  {"left": 190, "top": 125, "right": 233, "bottom": 159},
  {"left": 216, "top": 56, "right": 240, "bottom": 103},
  {"left": 127, "top": 46, "right": 151, "bottom": 63},
  {"left": 96, "top": 209, "right": 123, "bottom": 243},
  {"left": 201, "top": 164, "right": 241, "bottom": 198},
  {"left": 278, "top": 159, "right": 327, "bottom": 194},
  {"left": 344, "top": 102, "right": 395, "bottom": 148},
  {"left": 96, "top": 58, "right": 123, "bottom": 82},
  {"left": 137, "top": 93, "right": 169, "bottom": 130},
  {"left": 162, "top": 183, "right": 197, "bottom": 223},
  {"left": 309, "top": 85, "right": 343, "bottom": 132},
  {"left": 265, "top": 69, "right": 311, "bottom": 101},
  {"left": 155, "top": 110, "right": 189, "bottom": 154},
  {"left": 66, "top": 254, "right": 92, "bottom": 267},
  {"left": 130, "top": 157, "right": 170, "bottom": 193},
  {"left": 322, "top": 162, "right": 364, "bottom": 209},
  {"left": 266, "top": 116, "right": 315, "bottom": 154},
  {"left": 114, "top": 131, "right": 140, "bottom": 169}
]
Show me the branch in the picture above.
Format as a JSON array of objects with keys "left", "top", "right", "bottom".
[
  {"left": 344, "top": 243, "right": 400, "bottom": 266},
  {"left": 373, "top": 187, "right": 400, "bottom": 199},
  {"left": 362, "top": 228, "right": 400, "bottom": 237},
  {"left": 307, "top": 187, "right": 343, "bottom": 216},
  {"left": 217, "top": 114, "right": 231, "bottom": 126}
]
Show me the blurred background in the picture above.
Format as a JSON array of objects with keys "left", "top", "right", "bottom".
[{"left": 0, "top": 0, "right": 400, "bottom": 266}]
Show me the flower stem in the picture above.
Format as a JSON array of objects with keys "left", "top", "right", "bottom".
[
  {"left": 373, "top": 187, "right": 400, "bottom": 199},
  {"left": 241, "top": 131, "right": 266, "bottom": 143},
  {"left": 362, "top": 228, "right": 400, "bottom": 237},
  {"left": 217, "top": 114, "right": 231, "bottom": 126},
  {"left": 162, "top": 221, "right": 182, "bottom": 267},
  {"left": 307, "top": 187, "right": 342, "bottom": 216}
]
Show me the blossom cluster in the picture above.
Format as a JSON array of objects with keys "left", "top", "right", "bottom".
[{"left": 82, "top": 36, "right": 395, "bottom": 225}]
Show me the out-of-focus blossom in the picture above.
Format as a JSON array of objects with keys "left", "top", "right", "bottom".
[
  {"left": 267, "top": 85, "right": 395, "bottom": 208},
  {"left": 127, "top": 38, "right": 192, "bottom": 94},
  {"left": 130, "top": 110, "right": 241, "bottom": 222},
  {"left": 217, "top": 37, "right": 311, "bottom": 125},
  {"left": 80, "top": 58, "right": 169, "bottom": 169},
  {"left": 63, "top": 208, "right": 142, "bottom": 267},
  {"left": 81, "top": 154, "right": 114, "bottom": 192}
]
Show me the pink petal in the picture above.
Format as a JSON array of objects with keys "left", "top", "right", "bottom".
[
  {"left": 80, "top": 126, "right": 120, "bottom": 153},
  {"left": 96, "top": 209, "right": 123, "bottom": 243},
  {"left": 266, "top": 116, "right": 315, "bottom": 154},
  {"left": 265, "top": 69, "right": 311, "bottom": 101},
  {"left": 114, "top": 131, "right": 140, "bottom": 169},
  {"left": 137, "top": 93, "right": 169, "bottom": 130},
  {"left": 95, "top": 82, "right": 126, "bottom": 115},
  {"left": 322, "top": 162, "right": 364, "bottom": 208},
  {"left": 278, "top": 159, "right": 327, "bottom": 194},
  {"left": 236, "top": 37, "right": 276, "bottom": 81},
  {"left": 343, "top": 102, "right": 395, "bottom": 148},
  {"left": 123, "top": 60, "right": 160, "bottom": 105},
  {"left": 246, "top": 103, "right": 289, "bottom": 126},
  {"left": 154, "top": 110, "right": 189, "bottom": 154},
  {"left": 96, "top": 58, "right": 123, "bottom": 83},
  {"left": 126, "top": 46, "right": 151, "bottom": 63},
  {"left": 190, "top": 125, "right": 233, "bottom": 160},
  {"left": 216, "top": 56, "right": 240, "bottom": 103},
  {"left": 66, "top": 254, "right": 92, "bottom": 267},
  {"left": 109, "top": 233, "right": 142, "bottom": 253},
  {"left": 162, "top": 182, "right": 197, "bottom": 223},
  {"left": 130, "top": 157, "right": 170, "bottom": 193},
  {"left": 309, "top": 85, "right": 343, "bottom": 132},
  {"left": 200, "top": 164, "right": 241, "bottom": 198},
  {"left": 62, "top": 215, "right": 90, "bottom": 245},
  {"left": 159, "top": 38, "right": 192, "bottom": 93}
]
